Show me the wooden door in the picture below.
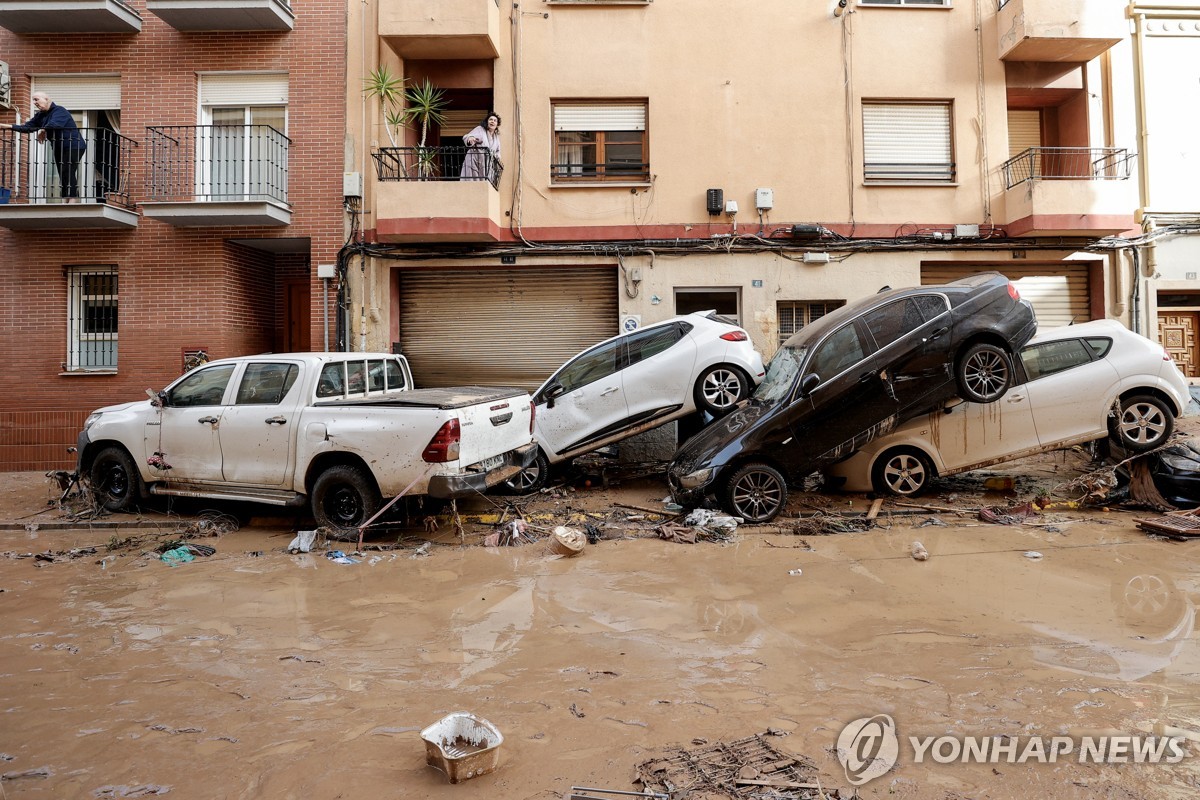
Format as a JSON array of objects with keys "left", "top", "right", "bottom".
[
  {"left": 1159, "top": 312, "right": 1199, "bottom": 378},
  {"left": 284, "top": 280, "right": 312, "bottom": 352}
]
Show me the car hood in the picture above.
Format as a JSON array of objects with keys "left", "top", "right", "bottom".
[
  {"left": 90, "top": 399, "right": 151, "bottom": 416},
  {"left": 670, "top": 400, "right": 775, "bottom": 475}
]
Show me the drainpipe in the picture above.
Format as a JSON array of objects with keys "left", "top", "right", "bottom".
[
  {"left": 1130, "top": 246, "right": 1141, "bottom": 334},
  {"left": 1129, "top": 5, "right": 1152, "bottom": 216}
]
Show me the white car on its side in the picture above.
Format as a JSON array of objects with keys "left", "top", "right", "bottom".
[
  {"left": 826, "top": 320, "right": 1191, "bottom": 497},
  {"left": 507, "top": 311, "right": 766, "bottom": 493}
]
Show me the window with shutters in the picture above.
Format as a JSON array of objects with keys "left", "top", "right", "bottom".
[
  {"left": 67, "top": 266, "right": 118, "bottom": 372},
  {"left": 862, "top": 101, "right": 954, "bottom": 183},
  {"left": 859, "top": 0, "right": 950, "bottom": 6},
  {"left": 199, "top": 73, "right": 288, "bottom": 202},
  {"left": 777, "top": 301, "right": 845, "bottom": 346},
  {"left": 552, "top": 101, "right": 648, "bottom": 183}
]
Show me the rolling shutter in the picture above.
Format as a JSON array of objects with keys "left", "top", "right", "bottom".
[
  {"left": 921, "top": 264, "right": 1091, "bottom": 329},
  {"left": 398, "top": 268, "right": 618, "bottom": 389},
  {"left": 199, "top": 73, "right": 288, "bottom": 106},
  {"left": 31, "top": 76, "right": 120, "bottom": 109},
  {"left": 1007, "top": 109, "right": 1041, "bottom": 159},
  {"left": 441, "top": 110, "right": 488, "bottom": 137},
  {"left": 554, "top": 104, "right": 646, "bottom": 132},
  {"left": 863, "top": 101, "right": 952, "bottom": 181}
]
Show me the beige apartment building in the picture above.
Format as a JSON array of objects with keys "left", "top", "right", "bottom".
[{"left": 343, "top": 0, "right": 1199, "bottom": 389}]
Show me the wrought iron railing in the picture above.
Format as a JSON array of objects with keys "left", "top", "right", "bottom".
[
  {"left": 145, "top": 124, "right": 290, "bottom": 204},
  {"left": 0, "top": 127, "right": 137, "bottom": 208},
  {"left": 1000, "top": 147, "right": 1135, "bottom": 189},
  {"left": 372, "top": 145, "right": 503, "bottom": 189}
]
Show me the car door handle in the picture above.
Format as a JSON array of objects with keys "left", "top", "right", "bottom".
[
  {"left": 858, "top": 372, "right": 874, "bottom": 383},
  {"left": 925, "top": 326, "right": 949, "bottom": 341},
  {"left": 198, "top": 416, "right": 219, "bottom": 425},
  {"left": 600, "top": 386, "right": 619, "bottom": 396},
  {"left": 265, "top": 416, "right": 287, "bottom": 425},
  {"left": 1006, "top": 394, "right": 1025, "bottom": 403}
]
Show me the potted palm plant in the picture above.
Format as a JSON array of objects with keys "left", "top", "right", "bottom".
[{"left": 364, "top": 69, "right": 449, "bottom": 179}]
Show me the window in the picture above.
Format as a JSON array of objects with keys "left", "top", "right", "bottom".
[
  {"left": 67, "top": 266, "right": 118, "bottom": 371},
  {"left": 809, "top": 325, "right": 868, "bottom": 383},
  {"left": 777, "top": 301, "right": 844, "bottom": 345},
  {"left": 30, "top": 77, "right": 122, "bottom": 204},
  {"left": 1019, "top": 339, "right": 1093, "bottom": 382},
  {"left": 624, "top": 323, "right": 684, "bottom": 366},
  {"left": 676, "top": 288, "right": 740, "bottom": 324},
  {"left": 317, "top": 357, "right": 410, "bottom": 399},
  {"left": 914, "top": 294, "right": 949, "bottom": 321},
  {"left": 169, "top": 364, "right": 236, "bottom": 407},
  {"left": 863, "top": 299, "right": 926, "bottom": 350},
  {"left": 199, "top": 74, "right": 289, "bottom": 202},
  {"left": 860, "top": 0, "right": 950, "bottom": 6},
  {"left": 1084, "top": 338, "right": 1113, "bottom": 359},
  {"left": 863, "top": 101, "right": 954, "bottom": 182},
  {"left": 235, "top": 363, "right": 299, "bottom": 405},
  {"left": 550, "top": 339, "right": 623, "bottom": 395},
  {"left": 552, "top": 102, "right": 648, "bottom": 183}
]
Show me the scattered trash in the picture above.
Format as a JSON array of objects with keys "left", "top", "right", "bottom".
[
  {"left": 324, "top": 550, "right": 359, "bottom": 565},
  {"left": 915, "top": 517, "right": 947, "bottom": 528},
  {"left": 979, "top": 500, "right": 1044, "bottom": 526},
  {"left": 410, "top": 542, "right": 432, "bottom": 558},
  {"left": 420, "top": 712, "right": 504, "bottom": 784},
  {"left": 567, "top": 788, "right": 669, "bottom": 800},
  {"left": 583, "top": 522, "right": 603, "bottom": 544},
  {"left": 1024, "top": 551, "right": 1044, "bottom": 560},
  {"left": 485, "top": 519, "right": 538, "bottom": 547},
  {"left": 92, "top": 784, "right": 171, "bottom": 797},
  {"left": 681, "top": 508, "right": 739, "bottom": 540},
  {"left": 287, "top": 530, "right": 317, "bottom": 554},
  {"left": 551, "top": 526, "right": 587, "bottom": 557},
  {"left": 159, "top": 547, "right": 194, "bottom": 566},
  {"left": 569, "top": 703, "right": 586, "bottom": 718},
  {"left": 663, "top": 502, "right": 684, "bottom": 514},
  {"left": 984, "top": 476, "right": 1016, "bottom": 491},
  {"left": 911, "top": 541, "right": 929, "bottom": 561},
  {"left": 788, "top": 568, "right": 803, "bottom": 576},
  {"left": 1, "top": 766, "right": 51, "bottom": 781},
  {"left": 1135, "top": 508, "right": 1200, "bottom": 540}
]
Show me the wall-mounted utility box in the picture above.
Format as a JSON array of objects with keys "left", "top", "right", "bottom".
[
  {"left": 706, "top": 188, "right": 723, "bottom": 216},
  {"left": 954, "top": 223, "right": 980, "bottom": 238},
  {"left": 317, "top": 263, "right": 336, "bottom": 279},
  {"left": 343, "top": 172, "right": 363, "bottom": 198},
  {"left": 755, "top": 188, "right": 774, "bottom": 210}
]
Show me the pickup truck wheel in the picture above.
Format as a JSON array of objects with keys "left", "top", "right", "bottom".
[
  {"left": 503, "top": 449, "right": 550, "bottom": 495},
  {"left": 1109, "top": 394, "right": 1174, "bottom": 453},
  {"left": 89, "top": 446, "right": 140, "bottom": 512},
  {"left": 312, "top": 465, "right": 382, "bottom": 531},
  {"left": 695, "top": 365, "right": 750, "bottom": 416},
  {"left": 723, "top": 463, "right": 787, "bottom": 524},
  {"left": 955, "top": 343, "right": 1011, "bottom": 404}
]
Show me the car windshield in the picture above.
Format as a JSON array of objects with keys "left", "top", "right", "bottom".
[{"left": 754, "top": 345, "right": 807, "bottom": 403}]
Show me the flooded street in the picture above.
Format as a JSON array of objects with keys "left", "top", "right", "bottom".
[{"left": 3, "top": 463, "right": 1200, "bottom": 799}]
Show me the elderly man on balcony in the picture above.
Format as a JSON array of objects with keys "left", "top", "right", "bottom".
[{"left": 2, "top": 92, "right": 88, "bottom": 203}]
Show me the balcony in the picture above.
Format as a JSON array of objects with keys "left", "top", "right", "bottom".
[
  {"left": 146, "top": 0, "right": 293, "bottom": 31},
  {"left": 997, "top": 0, "right": 1124, "bottom": 63},
  {"left": 141, "top": 125, "right": 291, "bottom": 227},
  {"left": 0, "top": 0, "right": 140, "bottom": 32},
  {"left": 0, "top": 128, "right": 139, "bottom": 230},
  {"left": 999, "top": 147, "right": 1137, "bottom": 237},
  {"left": 380, "top": 0, "right": 500, "bottom": 59},
  {"left": 372, "top": 145, "right": 502, "bottom": 242}
]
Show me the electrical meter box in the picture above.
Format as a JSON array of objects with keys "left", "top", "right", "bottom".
[{"left": 755, "top": 188, "right": 774, "bottom": 210}]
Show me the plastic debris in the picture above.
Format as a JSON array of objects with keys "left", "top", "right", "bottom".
[
  {"left": 911, "top": 541, "right": 929, "bottom": 561},
  {"left": 1024, "top": 550, "right": 1044, "bottom": 560},
  {"left": 788, "top": 568, "right": 803, "bottom": 576},
  {"left": 325, "top": 550, "right": 359, "bottom": 564},
  {"left": 287, "top": 530, "right": 317, "bottom": 554},
  {"left": 683, "top": 508, "right": 739, "bottom": 537},
  {"left": 160, "top": 547, "right": 194, "bottom": 566},
  {"left": 551, "top": 526, "right": 587, "bottom": 557}
]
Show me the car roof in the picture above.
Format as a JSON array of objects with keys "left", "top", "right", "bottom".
[{"left": 1025, "top": 319, "right": 1129, "bottom": 346}]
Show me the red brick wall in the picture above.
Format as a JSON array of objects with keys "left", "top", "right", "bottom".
[{"left": 0, "top": 1, "right": 347, "bottom": 470}]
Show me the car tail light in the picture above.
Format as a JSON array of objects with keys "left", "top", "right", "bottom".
[
  {"left": 423, "top": 419, "right": 461, "bottom": 463},
  {"left": 1163, "top": 349, "right": 1174, "bottom": 363},
  {"left": 720, "top": 331, "right": 748, "bottom": 342},
  {"left": 1007, "top": 283, "right": 1020, "bottom": 301}
]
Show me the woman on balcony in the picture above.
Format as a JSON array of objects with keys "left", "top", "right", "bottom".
[
  {"left": 1, "top": 92, "right": 87, "bottom": 203},
  {"left": 460, "top": 112, "right": 502, "bottom": 183}
]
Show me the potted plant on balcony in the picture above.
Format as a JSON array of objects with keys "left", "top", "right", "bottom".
[{"left": 364, "top": 69, "right": 448, "bottom": 180}]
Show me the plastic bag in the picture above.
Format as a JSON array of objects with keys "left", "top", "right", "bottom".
[
  {"left": 160, "top": 547, "right": 195, "bottom": 566},
  {"left": 288, "top": 530, "right": 317, "bottom": 554}
]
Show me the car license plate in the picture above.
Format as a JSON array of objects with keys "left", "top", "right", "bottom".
[{"left": 477, "top": 454, "right": 504, "bottom": 472}]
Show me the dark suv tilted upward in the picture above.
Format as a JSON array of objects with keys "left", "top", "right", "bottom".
[{"left": 668, "top": 272, "right": 1037, "bottom": 522}]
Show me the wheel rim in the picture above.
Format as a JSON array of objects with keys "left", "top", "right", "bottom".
[
  {"left": 98, "top": 461, "right": 130, "bottom": 500},
  {"left": 1120, "top": 402, "right": 1167, "bottom": 446},
  {"left": 1124, "top": 575, "right": 1171, "bottom": 616},
  {"left": 324, "top": 487, "right": 364, "bottom": 527},
  {"left": 730, "top": 469, "right": 784, "bottom": 521},
  {"left": 882, "top": 454, "right": 926, "bottom": 495},
  {"left": 962, "top": 349, "right": 1009, "bottom": 400},
  {"left": 702, "top": 369, "right": 743, "bottom": 411},
  {"left": 510, "top": 462, "right": 542, "bottom": 492}
]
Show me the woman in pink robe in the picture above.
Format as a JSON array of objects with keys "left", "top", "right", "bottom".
[{"left": 461, "top": 112, "right": 502, "bottom": 183}]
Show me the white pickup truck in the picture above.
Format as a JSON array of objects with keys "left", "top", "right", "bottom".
[{"left": 75, "top": 352, "right": 535, "bottom": 529}]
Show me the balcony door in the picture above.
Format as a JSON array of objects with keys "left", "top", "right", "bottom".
[
  {"left": 198, "top": 73, "right": 288, "bottom": 202},
  {"left": 28, "top": 76, "right": 121, "bottom": 204}
]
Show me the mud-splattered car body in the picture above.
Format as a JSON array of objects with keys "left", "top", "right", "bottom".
[{"left": 668, "top": 272, "right": 1037, "bottom": 522}]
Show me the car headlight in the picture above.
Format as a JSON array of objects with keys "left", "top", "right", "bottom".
[
  {"left": 678, "top": 468, "right": 714, "bottom": 489},
  {"left": 83, "top": 412, "right": 103, "bottom": 431}
]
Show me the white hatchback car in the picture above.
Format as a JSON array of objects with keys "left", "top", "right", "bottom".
[
  {"left": 827, "top": 320, "right": 1191, "bottom": 496},
  {"left": 507, "top": 312, "right": 765, "bottom": 492}
]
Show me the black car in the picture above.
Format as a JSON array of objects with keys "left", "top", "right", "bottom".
[{"left": 668, "top": 272, "right": 1038, "bottom": 522}]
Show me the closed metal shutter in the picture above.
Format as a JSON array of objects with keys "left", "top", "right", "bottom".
[
  {"left": 921, "top": 264, "right": 1090, "bottom": 329},
  {"left": 32, "top": 76, "right": 121, "bottom": 109},
  {"left": 398, "top": 268, "right": 618, "bottom": 389},
  {"left": 862, "top": 101, "right": 953, "bottom": 181},
  {"left": 441, "top": 109, "right": 488, "bottom": 137},
  {"left": 1007, "top": 109, "right": 1041, "bottom": 159},
  {"left": 199, "top": 73, "right": 288, "bottom": 106},
  {"left": 554, "top": 104, "right": 647, "bottom": 131}
]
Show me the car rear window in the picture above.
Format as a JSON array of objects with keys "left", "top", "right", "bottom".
[
  {"left": 1020, "top": 338, "right": 1094, "bottom": 382},
  {"left": 1084, "top": 337, "right": 1113, "bottom": 358}
]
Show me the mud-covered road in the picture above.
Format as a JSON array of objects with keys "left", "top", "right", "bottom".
[{"left": 2, "top": 442, "right": 1200, "bottom": 799}]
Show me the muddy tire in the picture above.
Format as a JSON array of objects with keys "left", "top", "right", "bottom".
[
  {"left": 312, "top": 465, "right": 382, "bottom": 531},
  {"left": 88, "top": 446, "right": 140, "bottom": 512},
  {"left": 695, "top": 365, "right": 750, "bottom": 416},
  {"left": 723, "top": 463, "right": 787, "bottom": 523},
  {"left": 503, "top": 448, "right": 551, "bottom": 495},
  {"left": 1109, "top": 394, "right": 1174, "bottom": 453},
  {"left": 955, "top": 342, "right": 1011, "bottom": 404},
  {"left": 871, "top": 447, "right": 934, "bottom": 497}
]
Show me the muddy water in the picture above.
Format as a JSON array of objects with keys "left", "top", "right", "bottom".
[{"left": 2, "top": 508, "right": 1200, "bottom": 800}]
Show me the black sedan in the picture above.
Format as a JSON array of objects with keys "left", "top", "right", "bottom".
[{"left": 668, "top": 272, "right": 1038, "bottom": 522}]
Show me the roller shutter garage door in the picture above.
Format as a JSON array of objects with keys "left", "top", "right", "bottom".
[
  {"left": 398, "top": 268, "right": 618, "bottom": 389},
  {"left": 921, "top": 264, "right": 1090, "bottom": 329}
]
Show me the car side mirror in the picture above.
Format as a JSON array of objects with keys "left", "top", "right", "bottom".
[
  {"left": 545, "top": 383, "right": 566, "bottom": 409},
  {"left": 147, "top": 388, "right": 169, "bottom": 408},
  {"left": 798, "top": 373, "right": 821, "bottom": 398}
]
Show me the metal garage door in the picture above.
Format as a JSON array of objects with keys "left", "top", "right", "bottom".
[
  {"left": 398, "top": 267, "right": 617, "bottom": 389},
  {"left": 921, "top": 264, "right": 1091, "bottom": 329}
]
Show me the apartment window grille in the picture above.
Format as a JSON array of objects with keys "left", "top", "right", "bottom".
[
  {"left": 552, "top": 101, "right": 648, "bottom": 183},
  {"left": 863, "top": 101, "right": 954, "bottom": 182},
  {"left": 67, "top": 266, "right": 118, "bottom": 371},
  {"left": 778, "top": 301, "right": 844, "bottom": 345}
]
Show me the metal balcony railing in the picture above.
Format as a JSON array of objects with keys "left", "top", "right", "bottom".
[
  {"left": 1001, "top": 147, "right": 1136, "bottom": 190},
  {"left": 145, "top": 124, "right": 290, "bottom": 204},
  {"left": 372, "top": 145, "right": 502, "bottom": 190},
  {"left": 0, "top": 127, "right": 137, "bottom": 208}
]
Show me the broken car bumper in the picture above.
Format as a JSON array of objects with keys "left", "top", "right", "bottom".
[{"left": 428, "top": 443, "right": 538, "bottom": 499}]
